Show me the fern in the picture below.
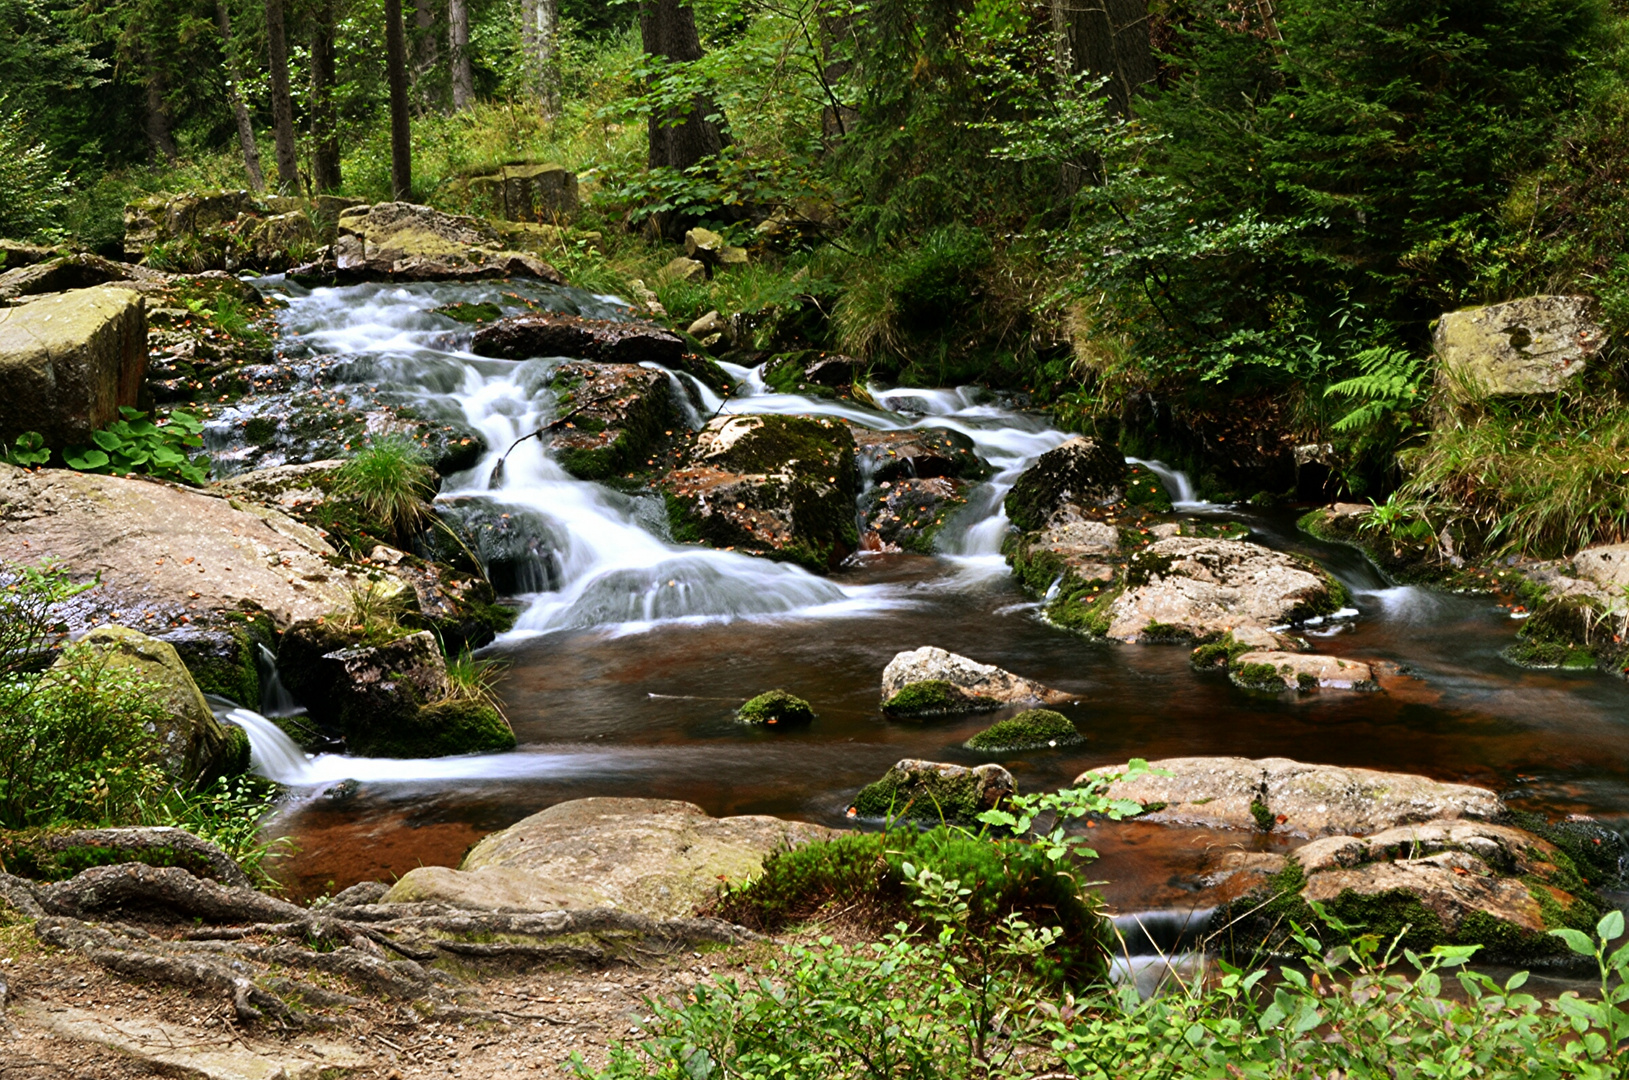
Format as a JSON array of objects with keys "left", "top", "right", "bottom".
[{"left": 1324, "top": 346, "right": 1428, "bottom": 434}]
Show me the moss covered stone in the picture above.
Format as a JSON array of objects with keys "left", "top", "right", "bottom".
[
  {"left": 852, "top": 759, "right": 1015, "bottom": 825},
  {"left": 1003, "top": 436, "right": 1126, "bottom": 532},
  {"left": 882, "top": 679, "right": 1002, "bottom": 718},
  {"left": 1503, "top": 593, "right": 1624, "bottom": 673},
  {"left": 964, "top": 709, "right": 1082, "bottom": 752},
  {"left": 1190, "top": 632, "right": 1254, "bottom": 671},
  {"left": 737, "top": 689, "right": 816, "bottom": 727},
  {"left": 1232, "top": 661, "right": 1286, "bottom": 692},
  {"left": 351, "top": 698, "right": 517, "bottom": 757}
]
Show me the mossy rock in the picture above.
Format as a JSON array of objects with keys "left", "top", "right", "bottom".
[
  {"left": 163, "top": 618, "right": 273, "bottom": 709},
  {"left": 881, "top": 679, "right": 1002, "bottom": 719},
  {"left": 434, "top": 301, "right": 503, "bottom": 324},
  {"left": 737, "top": 689, "right": 816, "bottom": 727},
  {"left": 1190, "top": 632, "right": 1253, "bottom": 671},
  {"left": 964, "top": 709, "right": 1082, "bottom": 752},
  {"left": 1003, "top": 436, "right": 1126, "bottom": 533},
  {"left": 852, "top": 760, "right": 1015, "bottom": 826},
  {"left": 1232, "top": 661, "right": 1288, "bottom": 692},
  {"left": 348, "top": 698, "right": 517, "bottom": 757},
  {"left": 1121, "top": 462, "right": 1174, "bottom": 513}
]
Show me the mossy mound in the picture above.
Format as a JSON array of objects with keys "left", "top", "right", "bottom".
[
  {"left": 737, "top": 689, "right": 816, "bottom": 727},
  {"left": 851, "top": 760, "right": 1014, "bottom": 826},
  {"left": 1231, "top": 660, "right": 1291, "bottom": 692},
  {"left": 881, "top": 679, "right": 1002, "bottom": 718},
  {"left": 1190, "top": 632, "right": 1254, "bottom": 671},
  {"left": 1502, "top": 594, "right": 1626, "bottom": 674},
  {"left": 964, "top": 709, "right": 1082, "bottom": 752},
  {"left": 433, "top": 301, "right": 503, "bottom": 324},
  {"left": 349, "top": 698, "right": 516, "bottom": 757}
]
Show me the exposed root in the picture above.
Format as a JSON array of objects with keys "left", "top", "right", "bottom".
[
  {"left": 34, "top": 827, "right": 253, "bottom": 889},
  {"left": 38, "top": 864, "right": 307, "bottom": 924}
]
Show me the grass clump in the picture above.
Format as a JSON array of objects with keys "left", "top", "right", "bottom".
[
  {"left": 334, "top": 435, "right": 438, "bottom": 547},
  {"left": 736, "top": 689, "right": 815, "bottom": 727},
  {"left": 881, "top": 680, "right": 1001, "bottom": 718},
  {"left": 964, "top": 710, "right": 1082, "bottom": 753}
]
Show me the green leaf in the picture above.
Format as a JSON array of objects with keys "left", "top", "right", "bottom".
[
  {"left": 90, "top": 429, "right": 123, "bottom": 452},
  {"left": 1551, "top": 928, "right": 1597, "bottom": 957},
  {"left": 1598, "top": 909, "right": 1624, "bottom": 943},
  {"left": 65, "top": 448, "right": 110, "bottom": 470}
]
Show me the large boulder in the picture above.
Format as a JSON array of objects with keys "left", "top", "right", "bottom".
[
  {"left": 53, "top": 626, "right": 236, "bottom": 785},
  {"left": 0, "top": 463, "right": 389, "bottom": 632},
  {"left": 1079, "top": 756, "right": 1503, "bottom": 839},
  {"left": 851, "top": 425, "right": 985, "bottom": 483},
  {"left": 1435, "top": 295, "right": 1605, "bottom": 398},
  {"left": 1101, "top": 537, "right": 1345, "bottom": 642},
  {"left": 663, "top": 414, "right": 859, "bottom": 572},
  {"left": 1222, "top": 820, "right": 1602, "bottom": 962},
  {"left": 880, "top": 646, "right": 1072, "bottom": 717},
  {"left": 464, "top": 163, "right": 580, "bottom": 221},
  {"left": 324, "top": 202, "right": 564, "bottom": 283},
  {"left": 0, "top": 285, "right": 147, "bottom": 450},
  {"left": 381, "top": 798, "right": 832, "bottom": 917},
  {"left": 851, "top": 759, "right": 1015, "bottom": 825},
  {"left": 472, "top": 311, "right": 684, "bottom": 366},
  {"left": 532, "top": 360, "right": 679, "bottom": 480},
  {"left": 0, "top": 253, "right": 167, "bottom": 302},
  {"left": 1003, "top": 436, "right": 1126, "bottom": 532}
]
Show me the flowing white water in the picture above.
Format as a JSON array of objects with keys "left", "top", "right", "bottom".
[{"left": 1126, "top": 457, "right": 1227, "bottom": 511}]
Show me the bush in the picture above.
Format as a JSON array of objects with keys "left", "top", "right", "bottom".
[
  {"left": 335, "top": 436, "right": 438, "bottom": 547},
  {"left": 0, "top": 100, "right": 67, "bottom": 240}
]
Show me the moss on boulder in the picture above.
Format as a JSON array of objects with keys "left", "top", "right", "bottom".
[
  {"left": 852, "top": 759, "right": 1015, "bottom": 825},
  {"left": 964, "top": 709, "right": 1082, "bottom": 752},
  {"left": 882, "top": 679, "right": 1002, "bottom": 718},
  {"left": 737, "top": 689, "right": 816, "bottom": 727},
  {"left": 1003, "top": 436, "right": 1126, "bottom": 532}
]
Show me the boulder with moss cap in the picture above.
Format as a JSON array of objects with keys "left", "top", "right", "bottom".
[
  {"left": 1003, "top": 436, "right": 1126, "bottom": 532},
  {"left": 880, "top": 646, "right": 1072, "bottom": 718},
  {"left": 965, "top": 709, "right": 1083, "bottom": 752},
  {"left": 1229, "top": 652, "right": 1378, "bottom": 692},
  {"left": 852, "top": 759, "right": 1015, "bottom": 825},
  {"left": 737, "top": 689, "right": 816, "bottom": 727}
]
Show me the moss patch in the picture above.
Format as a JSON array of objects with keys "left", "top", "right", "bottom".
[
  {"left": 737, "top": 689, "right": 816, "bottom": 727},
  {"left": 1190, "top": 632, "right": 1253, "bottom": 671},
  {"left": 852, "top": 768, "right": 989, "bottom": 825},
  {"left": 965, "top": 709, "right": 1082, "bottom": 752},
  {"left": 349, "top": 698, "right": 517, "bottom": 757},
  {"left": 881, "top": 679, "right": 1002, "bottom": 718},
  {"left": 1234, "top": 662, "right": 1287, "bottom": 693}
]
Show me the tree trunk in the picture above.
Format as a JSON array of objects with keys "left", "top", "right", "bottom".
[
  {"left": 816, "top": 7, "right": 857, "bottom": 140},
  {"left": 265, "top": 0, "right": 301, "bottom": 191},
  {"left": 385, "top": 0, "right": 414, "bottom": 199},
  {"left": 449, "top": 0, "right": 474, "bottom": 110},
  {"left": 1050, "top": 0, "right": 1156, "bottom": 117},
  {"left": 310, "top": 0, "right": 341, "bottom": 192},
  {"left": 640, "top": 0, "right": 729, "bottom": 172},
  {"left": 216, "top": 0, "right": 265, "bottom": 191},
  {"left": 142, "top": 67, "right": 178, "bottom": 165},
  {"left": 413, "top": 0, "right": 439, "bottom": 84},
  {"left": 520, "top": 0, "right": 560, "bottom": 117}
]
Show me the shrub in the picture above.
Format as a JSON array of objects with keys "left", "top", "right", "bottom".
[
  {"left": 61, "top": 407, "right": 209, "bottom": 486},
  {"left": 0, "top": 100, "right": 67, "bottom": 239}
]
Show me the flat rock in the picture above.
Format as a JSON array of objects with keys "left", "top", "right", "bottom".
[
  {"left": 1230, "top": 650, "right": 1377, "bottom": 691},
  {"left": 1105, "top": 537, "right": 1342, "bottom": 642},
  {"left": 212, "top": 459, "right": 345, "bottom": 513},
  {"left": 0, "top": 284, "right": 147, "bottom": 449},
  {"left": 0, "top": 463, "right": 390, "bottom": 632},
  {"left": 1435, "top": 294, "right": 1605, "bottom": 397},
  {"left": 381, "top": 798, "right": 833, "bottom": 918},
  {"left": 881, "top": 646, "right": 1072, "bottom": 706},
  {"left": 18, "top": 1001, "right": 365, "bottom": 1080},
  {"left": 473, "top": 311, "right": 683, "bottom": 365},
  {"left": 850, "top": 425, "right": 983, "bottom": 482},
  {"left": 324, "top": 202, "right": 564, "bottom": 283},
  {"left": 1080, "top": 756, "right": 1503, "bottom": 838}
]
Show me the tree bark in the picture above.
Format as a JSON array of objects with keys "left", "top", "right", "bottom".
[
  {"left": 142, "top": 66, "right": 179, "bottom": 165},
  {"left": 1050, "top": 0, "right": 1156, "bottom": 117},
  {"left": 385, "top": 0, "right": 414, "bottom": 199},
  {"left": 310, "top": 0, "right": 341, "bottom": 192},
  {"left": 449, "top": 0, "right": 474, "bottom": 110},
  {"left": 215, "top": 0, "right": 265, "bottom": 191},
  {"left": 413, "top": 0, "right": 439, "bottom": 84},
  {"left": 520, "top": 0, "right": 560, "bottom": 117},
  {"left": 265, "top": 0, "right": 301, "bottom": 191},
  {"left": 640, "top": 0, "right": 730, "bottom": 172}
]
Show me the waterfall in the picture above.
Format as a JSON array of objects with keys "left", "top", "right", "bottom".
[
  {"left": 1126, "top": 457, "right": 1221, "bottom": 511},
  {"left": 255, "top": 643, "right": 301, "bottom": 718}
]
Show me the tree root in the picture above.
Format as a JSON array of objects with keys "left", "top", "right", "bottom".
[
  {"left": 34, "top": 827, "right": 253, "bottom": 889},
  {"left": 38, "top": 864, "right": 307, "bottom": 924}
]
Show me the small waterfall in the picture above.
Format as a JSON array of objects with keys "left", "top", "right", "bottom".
[
  {"left": 1107, "top": 907, "right": 1214, "bottom": 999},
  {"left": 1126, "top": 458, "right": 1221, "bottom": 511},
  {"left": 222, "top": 704, "right": 317, "bottom": 784},
  {"left": 255, "top": 644, "right": 302, "bottom": 718}
]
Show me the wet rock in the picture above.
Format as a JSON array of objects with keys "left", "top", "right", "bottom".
[
  {"left": 315, "top": 202, "right": 565, "bottom": 284},
  {"left": 964, "top": 709, "right": 1083, "bottom": 752},
  {"left": 663, "top": 414, "right": 859, "bottom": 572},
  {"left": 472, "top": 311, "right": 684, "bottom": 366},
  {"left": 1219, "top": 819, "right": 1603, "bottom": 963},
  {"left": 881, "top": 679, "right": 1003, "bottom": 718},
  {"left": 156, "top": 620, "right": 269, "bottom": 707},
  {"left": 536, "top": 360, "right": 680, "bottom": 480},
  {"left": 0, "top": 285, "right": 147, "bottom": 450},
  {"left": 760, "top": 351, "right": 860, "bottom": 397},
  {"left": 464, "top": 163, "right": 580, "bottom": 221},
  {"left": 859, "top": 477, "right": 969, "bottom": 554},
  {"left": 1102, "top": 537, "right": 1346, "bottom": 642},
  {"left": 0, "top": 462, "right": 384, "bottom": 632},
  {"left": 851, "top": 426, "right": 984, "bottom": 483},
  {"left": 277, "top": 624, "right": 515, "bottom": 757},
  {"left": 54, "top": 626, "right": 234, "bottom": 785},
  {"left": 0, "top": 253, "right": 167, "bottom": 302},
  {"left": 1007, "top": 519, "right": 1120, "bottom": 593},
  {"left": 213, "top": 459, "right": 345, "bottom": 514},
  {"left": 1228, "top": 651, "right": 1378, "bottom": 692},
  {"left": 1079, "top": 756, "right": 1504, "bottom": 839},
  {"left": 429, "top": 497, "right": 564, "bottom": 595},
  {"left": 382, "top": 797, "right": 832, "bottom": 917},
  {"left": 851, "top": 759, "right": 1015, "bottom": 825},
  {"left": 1003, "top": 436, "right": 1126, "bottom": 532},
  {"left": 1435, "top": 295, "right": 1605, "bottom": 398},
  {"left": 737, "top": 689, "right": 815, "bottom": 727},
  {"left": 880, "top": 646, "right": 1072, "bottom": 716}
]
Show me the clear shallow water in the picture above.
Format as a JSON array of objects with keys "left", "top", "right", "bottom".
[{"left": 244, "top": 278, "right": 1629, "bottom": 919}]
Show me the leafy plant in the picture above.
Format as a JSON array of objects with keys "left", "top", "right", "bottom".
[
  {"left": 132, "top": 775, "right": 291, "bottom": 885},
  {"left": 1358, "top": 491, "right": 1436, "bottom": 544},
  {"left": 1325, "top": 346, "right": 1429, "bottom": 435},
  {"left": 61, "top": 407, "right": 209, "bottom": 486},
  {"left": 0, "top": 98, "right": 67, "bottom": 239},
  {"left": 334, "top": 436, "right": 437, "bottom": 547},
  {"left": 1, "top": 431, "right": 50, "bottom": 467}
]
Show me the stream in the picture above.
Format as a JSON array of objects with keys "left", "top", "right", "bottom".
[{"left": 233, "top": 279, "right": 1629, "bottom": 950}]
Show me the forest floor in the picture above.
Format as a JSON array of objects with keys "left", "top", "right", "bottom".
[{"left": 0, "top": 913, "right": 784, "bottom": 1079}]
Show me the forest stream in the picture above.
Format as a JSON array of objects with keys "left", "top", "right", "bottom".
[{"left": 226, "top": 278, "right": 1629, "bottom": 955}]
